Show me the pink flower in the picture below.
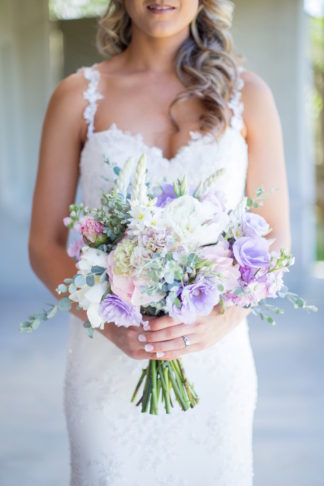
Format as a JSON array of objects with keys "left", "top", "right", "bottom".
[
  {"left": 67, "top": 238, "right": 84, "bottom": 260},
  {"left": 63, "top": 217, "right": 72, "bottom": 227},
  {"left": 81, "top": 217, "right": 104, "bottom": 244},
  {"left": 106, "top": 252, "right": 135, "bottom": 303},
  {"left": 199, "top": 240, "right": 240, "bottom": 292},
  {"left": 106, "top": 251, "right": 164, "bottom": 306}
]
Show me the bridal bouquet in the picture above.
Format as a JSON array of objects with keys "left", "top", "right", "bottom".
[{"left": 20, "top": 153, "right": 317, "bottom": 414}]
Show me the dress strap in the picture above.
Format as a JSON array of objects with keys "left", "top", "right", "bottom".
[
  {"left": 77, "top": 63, "right": 104, "bottom": 139},
  {"left": 228, "top": 66, "right": 245, "bottom": 132}
]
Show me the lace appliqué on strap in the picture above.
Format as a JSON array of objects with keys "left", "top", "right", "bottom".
[
  {"left": 228, "top": 66, "right": 245, "bottom": 132},
  {"left": 78, "top": 64, "right": 104, "bottom": 140}
]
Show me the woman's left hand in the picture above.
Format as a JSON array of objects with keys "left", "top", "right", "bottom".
[{"left": 138, "top": 305, "right": 251, "bottom": 361}]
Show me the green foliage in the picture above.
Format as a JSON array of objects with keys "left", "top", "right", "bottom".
[
  {"left": 58, "top": 297, "right": 72, "bottom": 312},
  {"left": 83, "top": 321, "right": 94, "bottom": 339},
  {"left": 49, "top": 0, "right": 108, "bottom": 20},
  {"left": 173, "top": 176, "right": 189, "bottom": 197},
  {"left": 19, "top": 304, "right": 58, "bottom": 333},
  {"left": 98, "top": 190, "right": 131, "bottom": 250}
]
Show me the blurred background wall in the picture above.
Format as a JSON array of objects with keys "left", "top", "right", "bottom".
[{"left": 0, "top": 1, "right": 323, "bottom": 485}]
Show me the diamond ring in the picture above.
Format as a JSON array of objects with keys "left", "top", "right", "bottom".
[{"left": 183, "top": 335, "right": 190, "bottom": 347}]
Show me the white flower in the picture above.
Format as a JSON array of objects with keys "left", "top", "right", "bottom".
[
  {"left": 161, "top": 195, "right": 228, "bottom": 248},
  {"left": 69, "top": 281, "right": 108, "bottom": 329},
  {"left": 77, "top": 246, "right": 107, "bottom": 275}
]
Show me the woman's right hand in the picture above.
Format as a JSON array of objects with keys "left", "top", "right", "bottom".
[{"left": 95, "top": 324, "right": 153, "bottom": 360}]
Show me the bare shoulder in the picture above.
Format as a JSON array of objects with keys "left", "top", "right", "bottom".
[
  {"left": 49, "top": 68, "right": 88, "bottom": 112},
  {"left": 240, "top": 69, "right": 282, "bottom": 134},
  {"left": 45, "top": 68, "right": 90, "bottom": 140},
  {"left": 241, "top": 69, "right": 274, "bottom": 102}
]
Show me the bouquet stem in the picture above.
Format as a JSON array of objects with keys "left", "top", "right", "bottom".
[{"left": 131, "top": 358, "right": 199, "bottom": 414}]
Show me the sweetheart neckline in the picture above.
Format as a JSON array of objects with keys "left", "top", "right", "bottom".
[{"left": 81, "top": 121, "right": 248, "bottom": 164}]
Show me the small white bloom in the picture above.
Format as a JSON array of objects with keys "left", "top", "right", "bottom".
[
  {"left": 84, "top": 282, "right": 107, "bottom": 304},
  {"left": 77, "top": 247, "right": 107, "bottom": 275},
  {"left": 87, "top": 303, "right": 105, "bottom": 328}
]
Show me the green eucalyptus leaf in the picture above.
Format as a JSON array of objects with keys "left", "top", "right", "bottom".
[
  {"left": 32, "top": 319, "right": 41, "bottom": 330},
  {"left": 58, "top": 297, "right": 72, "bottom": 312},
  {"left": 47, "top": 305, "right": 58, "bottom": 319},
  {"left": 83, "top": 321, "right": 94, "bottom": 338},
  {"left": 69, "top": 283, "right": 77, "bottom": 294},
  {"left": 56, "top": 284, "right": 67, "bottom": 294},
  {"left": 20, "top": 321, "right": 32, "bottom": 332},
  {"left": 86, "top": 275, "right": 95, "bottom": 287},
  {"left": 91, "top": 266, "right": 105, "bottom": 275},
  {"left": 74, "top": 274, "right": 85, "bottom": 288}
]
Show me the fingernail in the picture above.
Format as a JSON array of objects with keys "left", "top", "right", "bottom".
[
  {"left": 142, "top": 321, "right": 151, "bottom": 331},
  {"left": 138, "top": 334, "right": 147, "bottom": 342},
  {"left": 144, "top": 344, "right": 154, "bottom": 352},
  {"left": 156, "top": 352, "right": 164, "bottom": 358}
]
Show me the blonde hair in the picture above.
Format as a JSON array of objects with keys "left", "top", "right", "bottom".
[{"left": 96, "top": 0, "right": 245, "bottom": 138}]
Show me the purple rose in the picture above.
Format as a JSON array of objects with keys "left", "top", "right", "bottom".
[
  {"left": 100, "top": 293, "right": 142, "bottom": 328},
  {"left": 233, "top": 236, "right": 270, "bottom": 269},
  {"left": 156, "top": 184, "right": 176, "bottom": 207},
  {"left": 239, "top": 266, "right": 257, "bottom": 283},
  {"left": 167, "top": 277, "right": 220, "bottom": 324},
  {"left": 156, "top": 183, "right": 195, "bottom": 207},
  {"left": 241, "top": 212, "right": 270, "bottom": 238}
]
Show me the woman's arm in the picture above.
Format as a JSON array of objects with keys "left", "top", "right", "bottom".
[
  {"left": 243, "top": 70, "right": 291, "bottom": 253},
  {"left": 28, "top": 71, "right": 89, "bottom": 322}
]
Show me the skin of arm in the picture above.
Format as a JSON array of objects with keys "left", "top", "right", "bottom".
[{"left": 28, "top": 72, "right": 97, "bottom": 325}]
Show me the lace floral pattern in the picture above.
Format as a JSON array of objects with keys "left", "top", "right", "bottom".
[
  {"left": 77, "top": 65, "right": 104, "bottom": 139},
  {"left": 63, "top": 63, "right": 258, "bottom": 486}
]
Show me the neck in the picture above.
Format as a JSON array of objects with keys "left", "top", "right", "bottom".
[{"left": 122, "top": 24, "right": 190, "bottom": 73}]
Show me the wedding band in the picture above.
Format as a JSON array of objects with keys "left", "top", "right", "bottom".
[{"left": 183, "top": 335, "right": 190, "bottom": 347}]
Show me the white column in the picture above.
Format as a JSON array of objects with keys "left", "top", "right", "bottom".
[{"left": 0, "top": 0, "right": 51, "bottom": 219}]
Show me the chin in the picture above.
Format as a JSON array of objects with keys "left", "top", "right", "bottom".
[{"left": 144, "top": 21, "right": 184, "bottom": 38}]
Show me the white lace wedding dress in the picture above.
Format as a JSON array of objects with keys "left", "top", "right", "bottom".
[{"left": 63, "top": 63, "right": 258, "bottom": 486}]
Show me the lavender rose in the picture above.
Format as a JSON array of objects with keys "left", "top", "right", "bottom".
[
  {"left": 156, "top": 184, "right": 177, "bottom": 208},
  {"left": 100, "top": 293, "right": 142, "bottom": 327},
  {"left": 241, "top": 212, "right": 270, "bottom": 238},
  {"left": 167, "top": 277, "right": 220, "bottom": 324},
  {"left": 233, "top": 236, "right": 270, "bottom": 269}
]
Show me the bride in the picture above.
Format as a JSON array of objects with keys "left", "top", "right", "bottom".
[{"left": 28, "top": 0, "right": 291, "bottom": 484}]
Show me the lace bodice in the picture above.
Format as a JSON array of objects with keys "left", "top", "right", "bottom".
[{"left": 76, "top": 63, "right": 248, "bottom": 211}]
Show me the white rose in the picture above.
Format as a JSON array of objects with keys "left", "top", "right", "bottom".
[{"left": 161, "top": 195, "right": 227, "bottom": 247}]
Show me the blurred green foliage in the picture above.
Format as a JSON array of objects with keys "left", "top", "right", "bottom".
[
  {"left": 310, "top": 16, "right": 324, "bottom": 260},
  {"left": 49, "top": 0, "right": 109, "bottom": 19}
]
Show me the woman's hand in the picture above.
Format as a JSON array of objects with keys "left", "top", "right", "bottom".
[
  {"left": 141, "top": 306, "right": 251, "bottom": 360},
  {"left": 94, "top": 323, "right": 157, "bottom": 360},
  {"left": 96, "top": 305, "right": 251, "bottom": 361}
]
